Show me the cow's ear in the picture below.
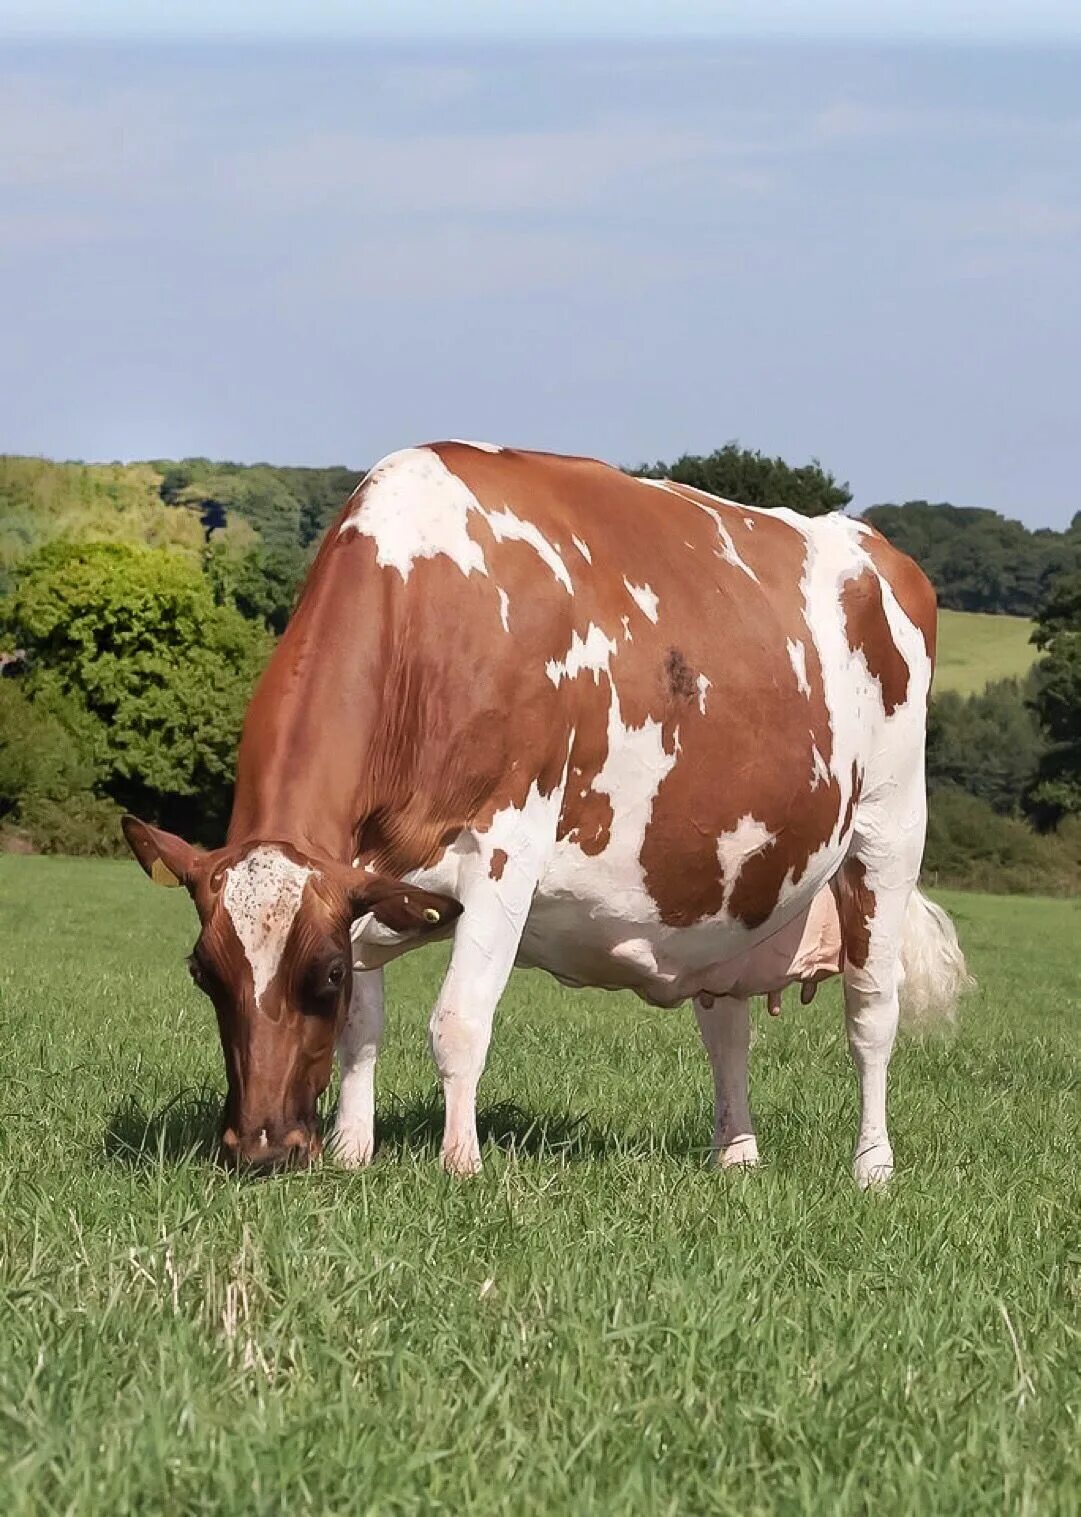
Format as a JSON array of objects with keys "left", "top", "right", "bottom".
[
  {"left": 121, "top": 815, "right": 203, "bottom": 889},
  {"left": 348, "top": 874, "right": 462, "bottom": 933}
]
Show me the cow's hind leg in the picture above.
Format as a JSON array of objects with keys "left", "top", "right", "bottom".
[
  {"left": 693, "top": 994, "right": 758, "bottom": 1168},
  {"left": 331, "top": 967, "right": 385, "bottom": 1167},
  {"left": 838, "top": 848, "right": 918, "bottom": 1189}
]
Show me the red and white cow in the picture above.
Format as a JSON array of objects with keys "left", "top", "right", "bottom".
[{"left": 124, "top": 442, "right": 968, "bottom": 1185}]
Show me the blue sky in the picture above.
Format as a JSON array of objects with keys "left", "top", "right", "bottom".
[
  {"left": 7, "top": 3, "right": 1081, "bottom": 44},
  {"left": 1, "top": 16, "right": 1079, "bottom": 526}
]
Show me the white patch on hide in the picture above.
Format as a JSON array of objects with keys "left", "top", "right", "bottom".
[
  {"left": 715, "top": 815, "right": 774, "bottom": 911},
  {"left": 484, "top": 507, "right": 573, "bottom": 592},
  {"left": 545, "top": 624, "right": 617, "bottom": 687},
  {"left": 339, "top": 446, "right": 571, "bottom": 592},
  {"left": 222, "top": 848, "right": 314, "bottom": 1009},
  {"left": 696, "top": 673, "right": 711, "bottom": 714},
  {"left": 572, "top": 535, "right": 592, "bottom": 563},
  {"left": 787, "top": 637, "right": 811, "bottom": 696},
  {"left": 497, "top": 587, "right": 510, "bottom": 632},
  {"left": 447, "top": 439, "right": 502, "bottom": 452},
  {"left": 623, "top": 578, "right": 659, "bottom": 623},
  {"left": 338, "top": 448, "right": 485, "bottom": 581},
  {"left": 639, "top": 477, "right": 758, "bottom": 582}
]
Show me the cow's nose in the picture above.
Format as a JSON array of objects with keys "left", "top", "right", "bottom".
[{"left": 220, "top": 1123, "right": 320, "bottom": 1172}]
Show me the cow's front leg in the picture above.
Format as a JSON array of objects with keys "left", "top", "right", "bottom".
[
  {"left": 331, "top": 966, "right": 385, "bottom": 1168},
  {"left": 693, "top": 993, "right": 758, "bottom": 1168},
  {"left": 430, "top": 836, "right": 546, "bottom": 1176},
  {"left": 429, "top": 907, "right": 531, "bottom": 1177}
]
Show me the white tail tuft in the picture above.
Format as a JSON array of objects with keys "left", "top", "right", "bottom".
[{"left": 899, "top": 888, "right": 973, "bottom": 1026}]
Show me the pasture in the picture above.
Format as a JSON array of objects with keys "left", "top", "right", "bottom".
[
  {"left": 934, "top": 610, "right": 1037, "bottom": 697},
  {"left": 0, "top": 856, "right": 1078, "bottom": 1515}
]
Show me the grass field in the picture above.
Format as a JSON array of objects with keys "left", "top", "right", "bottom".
[
  {"left": 1, "top": 857, "right": 1078, "bottom": 1515},
  {"left": 934, "top": 610, "right": 1037, "bottom": 697}
]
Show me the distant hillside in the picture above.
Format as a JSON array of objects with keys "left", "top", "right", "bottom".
[{"left": 934, "top": 610, "right": 1037, "bottom": 697}]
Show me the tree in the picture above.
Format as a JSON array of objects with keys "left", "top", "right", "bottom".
[
  {"left": 631, "top": 443, "right": 850, "bottom": 517},
  {"left": 926, "top": 677, "right": 1045, "bottom": 816},
  {"left": 152, "top": 458, "right": 363, "bottom": 551},
  {"left": 0, "top": 681, "right": 123, "bottom": 854},
  {"left": 862, "top": 501, "right": 1081, "bottom": 616},
  {"left": 1027, "top": 570, "right": 1081, "bottom": 825},
  {"left": 202, "top": 539, "right": 307, "bottom": 635},
  {"left": 3, "top": 541, "right": 271, "bottom": 836}
]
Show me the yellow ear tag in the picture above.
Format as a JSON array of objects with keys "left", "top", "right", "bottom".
[
  {"left": 150, "top": 858, "right": 181, "bottom": 888},
  {"left": 423, "top": 907, "right": 440, "bottom": 924}
]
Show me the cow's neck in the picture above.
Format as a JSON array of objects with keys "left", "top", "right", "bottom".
[{"left": 226, "top": 547, "right": 396, "bottom": 861}]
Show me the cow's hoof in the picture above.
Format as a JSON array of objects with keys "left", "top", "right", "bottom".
[
  {"left": 441, "top": 1145, "right": 482, "bottom": 1178},
  {"left": 853, "top": 1143, "right": 894, "bottom": 1189},
  {"left": 329, "top": 1128, "right": 374, "bottom": 1169},
  {"left": 720, "top": 1135, "right": 760, "bottom": 1169}
]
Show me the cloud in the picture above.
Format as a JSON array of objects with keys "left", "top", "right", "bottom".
[
  {"left": 218, "top": 117, "right": 776, "bottom": 222},
  {"left": 811, "top": 97, "right": 1081, "bottom": 145}
]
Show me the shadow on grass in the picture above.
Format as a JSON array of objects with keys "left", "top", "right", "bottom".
[
  {"left": 371, "top": 1093, "right": 621, "bottom": 1163},
  {"left": 103, "top": 1089, "right": 707, "bottom": 1170},
  {"left": 103, "top": 1088, "right": 222, "bottom": 1167}
]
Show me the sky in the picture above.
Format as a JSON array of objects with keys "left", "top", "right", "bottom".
[{"left": 1, "top": 9, "right": 1079, "bottom": 527}]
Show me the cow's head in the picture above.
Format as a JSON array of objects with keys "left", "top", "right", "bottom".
[{"left": 122, "top": 816, "right": 461, "bottom": 1170}]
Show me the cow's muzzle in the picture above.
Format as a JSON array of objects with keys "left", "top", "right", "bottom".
[{"left": 220, "top": 1120, "right": 322, "bottom": 1172}]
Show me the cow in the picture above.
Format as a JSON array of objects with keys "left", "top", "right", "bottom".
[{"left": 123, "top": 441, "right": 969, "bottom": 1186}]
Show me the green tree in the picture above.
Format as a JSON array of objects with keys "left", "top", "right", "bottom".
[
  {"left": 632, "top": 443, "right": 850, "bottom": 517},
  {"left": 202, "top": 540, "right": 306, "bottom": 635},
  {"left": 863, "top": 501, "right": 1080, "bottom": 615},
  {"left": 1027, "top": 570, "right": 1081, "bottom": 824},
  {"left": 3, "top": 541, "right": 271, "bottom": 836},
  {"left": 926, "top": 677, "right": 1045, "bottom": 816},
  {"left": 154, "top": 459, "right": 363, "bottom": 551}
]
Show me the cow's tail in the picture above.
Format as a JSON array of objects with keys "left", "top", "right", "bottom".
[{"left": 899, "top": 887, "right": 972, "bottom": 1027}]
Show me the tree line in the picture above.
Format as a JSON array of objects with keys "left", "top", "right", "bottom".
[{"left": 2, "top": 445, "right": 1080, "bottom": 889}]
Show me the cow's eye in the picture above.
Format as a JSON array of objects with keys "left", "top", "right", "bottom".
[
  {"left": 326, "top": 959, "right": 348, "bottom": 991},
  {"left": 187, "top": 954, "right": 208, "bottom": 990}
]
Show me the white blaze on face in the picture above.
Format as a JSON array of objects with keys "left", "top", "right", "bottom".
[
  {"left": 623, "top": 578, "right": 659, "bottom": 623},
  {"left": 339, "top": 446, "right": 572, "bottom": 593},
  {"left": 222, "top": 848, "right": 315, "bottom": 1009}
]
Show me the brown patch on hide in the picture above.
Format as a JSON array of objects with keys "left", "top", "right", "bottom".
[
  {"left": 839, "top": 761, "right": 864, "bottom": 839},
  {"left": 833, "top": 855, "right": 876, "bottom": 970},
  {"left": 636, "top": 499, "right": 843, "bottom": 930},
  {"left": 858, "top": 525, "right": 939, "bottom": 666},
  {"left": 489, "top": 848, "right": 508, "bottom": 880},
  {"left": 841, "top": 569, "right": 910, "bottom": 716}
]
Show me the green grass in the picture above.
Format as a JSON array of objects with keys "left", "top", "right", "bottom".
[
  {"left": 1, "top": 856, "right": 1078, "bottom": 1515},
  {"left": 935, "top": 609, "right": 1037, "bottom": 697}
]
